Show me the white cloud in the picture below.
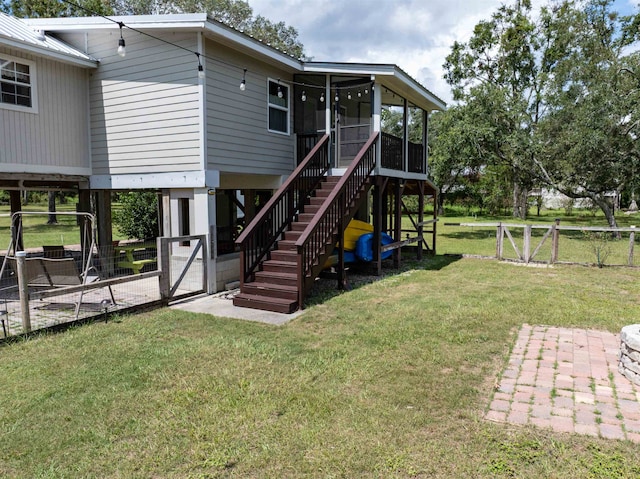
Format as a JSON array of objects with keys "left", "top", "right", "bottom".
[{"left": 247, "top": 0, "right": 638, "bottom": 105}]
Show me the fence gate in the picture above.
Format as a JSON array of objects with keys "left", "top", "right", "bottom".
[{"left": 158, "top": 235, "right": 208, "bottom": 302}]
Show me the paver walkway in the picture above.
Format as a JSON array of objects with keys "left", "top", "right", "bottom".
[{"left": 486, "top": 324, "right": 640, "bottom": 442}]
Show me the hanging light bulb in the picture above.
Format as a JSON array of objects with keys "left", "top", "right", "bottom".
[
  {"left": 195, "top": 52, "right": 204, "bottom": 79},
  {"left": 301, "top": 90, "right": 307, "bottom": 102},
  {"left": 358, "top": 90, "right": 362, "bottom": 98},
  {"left": 320, "top": 92, "right": 325, "bottom": 102},
  {"left": 334, "top": 92, "right": 339, "bottom": 102},
  {"left": 347, "top": 91, "right": 352, "bottom": 100},
  {"left": 117, "top": 23, "right": 126, "bottom": 57},
  {"left": 277, "top": 85, "right": 283, "bottom": 98},
  {"left": 365, "top": 87, "right": 369, "bottom": 94},
  {"left": 240, "top": 69, "right": 247, "bottom": 91}
]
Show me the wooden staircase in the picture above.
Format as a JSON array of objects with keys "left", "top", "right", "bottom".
[
  {"left": 234, "top": 133, "right": 379, "bottom": 314},
  {"left": 233, "top": 176, "right": 340, "bottom": 313}
]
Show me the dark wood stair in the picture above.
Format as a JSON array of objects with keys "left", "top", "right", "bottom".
[{"left": 233, "top": 176, "right": 340, "bottom": 314}]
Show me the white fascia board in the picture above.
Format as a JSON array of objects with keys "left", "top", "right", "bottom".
[
  {"left": 0, "top": 163, "right": 92, "bottom": 176},
  {"left": 203, "top": 21, "right": 302, "bottom": 71},
  {"left": 303, "top": 62, "right": 397, "bottom": 77},
  {"left": 91, "top": 170, "right": 220, "bottom": 190},
  {"left": 24, "top": 14, "right": 210, "bottom": 30},
  {"left": 0, "top": 36, "right": 98, "bottom": 68}
]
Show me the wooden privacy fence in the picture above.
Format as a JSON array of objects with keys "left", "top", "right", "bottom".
[{"left": 446, "top": 220, "right": 640, "bottom": 266}]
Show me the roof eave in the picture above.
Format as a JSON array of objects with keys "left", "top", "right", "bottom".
[
  {"left": 303, "top": 61, "right": 447, "bottom": 111},
  {"left": 0, "top": 36, "right": 98, "bottom": 68},
  {"left": 26, "top": 14, "right": 303, "bottom": 72}
]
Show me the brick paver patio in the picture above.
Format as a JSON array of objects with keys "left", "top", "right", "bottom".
[{"left": 486, "top": 324, "right": 640, "bottom": 442}]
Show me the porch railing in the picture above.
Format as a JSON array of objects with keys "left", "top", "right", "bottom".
[
  {"left": 236, "top": 134, "right": 330, "bottom": 285},
  {"left": 408, "top": 142, "right": 425, "bottom": 173},
  {"left": 381, "top": 132, "right": 426, "bottom": 174},
  {"left": 381, "top": 132, "right": 403, "bottom": 170},
  {"left": 295, "top": 132, "right": 379, "bottom": 307},
  {"left": 296, "top": 133, "right": 324, "bottom": 165}
]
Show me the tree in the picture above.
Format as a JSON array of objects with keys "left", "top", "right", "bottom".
[
  {"left": 2, "top": 0, "right": 113, "bottom": 17},
  {"left": 112, "top": 191, "right": 159, "bottom": 239},
  {"left": 444, "top": 0, "right": 542, "bottom": 219},
  {"left": 440, "top": 0, "right": 640, "bottom": 225},
  {"left": 534, "top": 0, "right": 640, "bottom": 228}
]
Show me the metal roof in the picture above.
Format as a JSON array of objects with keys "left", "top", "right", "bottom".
[{"left": 0, "top": 12, "right": 98, "bottom": 67}]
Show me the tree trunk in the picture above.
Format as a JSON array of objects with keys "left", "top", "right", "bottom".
[
  {"left": 593, "top": 195, "right": 620, "bottom": 238},
  {"left": 437, "top": 191, "right": 445, "bottom": 216},
  {"left": 47, "top": 191, "right": 57, "bottom": 225},
  {"left": 512, "top": 182, "right": 528, "bottom": 219}
]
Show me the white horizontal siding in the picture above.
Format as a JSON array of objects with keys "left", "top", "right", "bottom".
[
  {"left": 206, "top": 43, "right": 295, "bottom": 176},
  {"left": 59, "top": 30, "right": 203, "bottom": 177},
  {"left": 0, "top": 46, "right": 90, "bottom": 174}
]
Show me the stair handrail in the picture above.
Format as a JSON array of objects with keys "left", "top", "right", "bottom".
[
  {"left": 295, "top": 132, "right": 379, "bottom": 305},
  {"left": 236, "top": 134, "right": 330, "bottom": 284}
]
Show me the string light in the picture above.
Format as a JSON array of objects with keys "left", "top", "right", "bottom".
[
  {"left": 334, "top": 92, "right": 339, "bottom": 102},
  {"left": 117, "top": 22, "right": 126, "bottom": 57},
  {"left": 347, "top": 91, "right": 352, "bottom": 100},
  {"left": 240, "top": 69, "right": 247, "bottom": 91},
  {"left": 358, "top": 90, "right": 362, "bottom": 97},
  {"left": 61, "top": 0, "right": 379, "bottom": 91},
  {"left": 320, "top": 92, "right": 324, "bottom": 102},
  {"left": 301, "top": 90, "right": 306, "bottom": 102},
  {"left": 196, "top": 53, "right": 205, "bottom": 79}
]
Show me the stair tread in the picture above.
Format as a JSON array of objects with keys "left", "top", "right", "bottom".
[
  {"left": 244, "top": 281, "right": 298, "bottom": 292},
  {"left": 264, "top": 259, "right": 297, "bottom": 265},
  {"left": 234, "top": 292, "right": 295, "bottom": 304},
  {"left": 255, "top": 270, "right": 297, "bottom": 279}
]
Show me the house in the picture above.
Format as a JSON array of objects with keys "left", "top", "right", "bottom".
[
  {"left": 0, "top": 12, "right": 98, "bottom": 250},
  {"left": 3, "top": 13, "right": 445, "bottom": 312}
]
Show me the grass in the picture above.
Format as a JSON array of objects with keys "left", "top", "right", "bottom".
[
  {"left": 2, "top": 257, "right": 640, "bottom": 477},
  {"left": 434, "top": 207, "right": 640, "bottom": 266}
]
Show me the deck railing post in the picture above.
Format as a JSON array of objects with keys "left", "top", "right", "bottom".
[
  {"left": 523, "top": 225, "right": 532, "bottom": 263},
  {"left": 551, "top": 218, "right": 560, "bottom": 263},
  {"left": 158, "top": 237, "right": 171, "bottom": 305},
  {"left": 629, "top": 226, "right": 636, "bottom": 266},
  {"left": 496, "top": 222, "right": 504, "bottom": 260},
  {"left": 15, "top": 251, "right": 31, "bottom": 333}
]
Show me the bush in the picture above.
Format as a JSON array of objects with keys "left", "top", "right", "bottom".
[{"left": 112, "top": 191, "right": 159, "bottom": 239}]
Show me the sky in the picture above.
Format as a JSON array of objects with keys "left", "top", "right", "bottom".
[{"left": 247, "top": 0, "right": 639, "bottom": 105}]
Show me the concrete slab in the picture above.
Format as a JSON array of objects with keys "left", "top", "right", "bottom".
[{"left": 169, "top": 290, "right": 303, "bottom": 326}]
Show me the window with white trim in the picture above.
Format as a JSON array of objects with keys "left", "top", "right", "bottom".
[
  {"left": 1, "top": 57, "right": 35, "bottom": 111},
  {"left": 268, "top": 79, "right": 289, "bottom": 134}
]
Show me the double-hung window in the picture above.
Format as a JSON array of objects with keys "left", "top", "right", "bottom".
[
  {"left": 268, "top": 79, "right": 289, "bottom": 134},
  {"left": 1, "top": 56, "right": 36, "bottom": 112}
]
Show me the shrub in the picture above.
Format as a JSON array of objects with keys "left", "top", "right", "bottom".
[{"left": 112, "top": 191, "right": 159, "bottom": 239}]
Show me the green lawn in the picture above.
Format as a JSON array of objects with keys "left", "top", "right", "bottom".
[
  {"left": 2, "top": 256, "right": 640, "bottom": 477},
  {"left": 434, "top": 208, "right": 640, "bottom": 265}
]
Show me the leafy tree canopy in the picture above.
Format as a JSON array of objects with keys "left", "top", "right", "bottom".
[{"left": 440, "top": 0, "right": 640, "bottom": 226}]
